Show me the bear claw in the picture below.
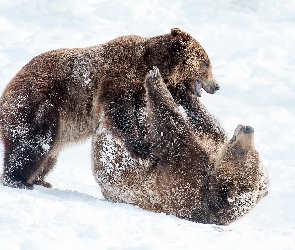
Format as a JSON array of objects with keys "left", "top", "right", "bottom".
[{"left": 148, "top": 66, "right": 159, "bottom": 78}]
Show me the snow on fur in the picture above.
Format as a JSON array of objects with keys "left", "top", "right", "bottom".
[{"left": 0, "top": 0, "right": 294, "bottom": 249}]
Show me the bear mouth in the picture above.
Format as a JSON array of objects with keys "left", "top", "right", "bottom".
[{"left": 194, "top": 80, "right": 203, "bottom": 97}]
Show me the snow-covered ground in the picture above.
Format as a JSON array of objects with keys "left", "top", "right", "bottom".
[{"left": 0, "top": 0, "right": 294, "bottom": 249}]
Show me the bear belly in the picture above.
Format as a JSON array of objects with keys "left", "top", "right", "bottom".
[{"left": 92, "top": 122, "right": 171, "bottom": 212}]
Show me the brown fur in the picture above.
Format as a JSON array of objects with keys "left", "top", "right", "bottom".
[
  {"left": 92, "top": 67, "right": 269, "bottom": 225},
  {"left": 0, "top": 28, "right": 219, "bottom": 189}
]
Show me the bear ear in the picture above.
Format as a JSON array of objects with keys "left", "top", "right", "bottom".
[
  {"left": 170, "top": 29, "right": 190, "bottom": 64},
  {"left": 171, "top": 28, "right": 183, "bottom": 37},
  {"left": 171, "top": 28, "right": 190, "bottom": 40}
]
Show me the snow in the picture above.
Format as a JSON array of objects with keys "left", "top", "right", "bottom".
[{"left": 0, "top": 0, "right": 294, "bottom": 249}]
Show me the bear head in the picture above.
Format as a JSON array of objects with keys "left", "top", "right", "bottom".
[
  {"left": 144, "top": 28, "right": 219, "bottom": 97},
  {"left": 200, "top": 124, "right": 269, "bottom": 225}
]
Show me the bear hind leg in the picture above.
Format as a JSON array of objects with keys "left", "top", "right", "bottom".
[
  {"left": 1, "top": 133, "right": 57, "bottom": 189},
  {"left": 1, "top": 102, "right": 59, "bottom": 189}
]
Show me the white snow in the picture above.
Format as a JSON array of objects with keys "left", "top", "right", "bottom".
[{"left": 0, "top": 0, "right": 294, "bottom": 249}]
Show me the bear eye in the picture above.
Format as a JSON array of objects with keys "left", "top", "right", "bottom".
[
  {"left": 238, "top": 151, "right": 246, "bottom": 157},
  {"left": 203, "top": 61, "right": 210, "bottom": 68}
]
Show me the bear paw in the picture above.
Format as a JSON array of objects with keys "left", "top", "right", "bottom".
[
  {"left": 2, "top": 173, "right": 34, "bottom": 190},
  {"left": 146, "top": 66, "right": 161, "bottom": 85},
  {"left": 149, "top": 66, "right": 160, "bottom": 78},
  {"left": 32, "top": 179, "right": 53, "bottom": 188}
]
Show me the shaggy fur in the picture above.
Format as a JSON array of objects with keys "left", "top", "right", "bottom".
[
  {"left": 92, "top": 67, "right": 269, "bottom": 225},
  {"left": 0, "top": 28, "right": 219, "bottom": 189}
]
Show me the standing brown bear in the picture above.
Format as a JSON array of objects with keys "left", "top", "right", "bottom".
[
  {"left": 0, "top": 28, "right": 220, "bottom": 189},
  {"left": 92, "top": 67, "right": 269, "bottom": 225}
]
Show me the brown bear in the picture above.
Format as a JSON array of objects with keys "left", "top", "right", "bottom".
[
  {"left": 92, "top": 67, "right": 269, "bottom": 225},
  {"left": 0, "top": 28, "right": 220, "bottom": 189}
]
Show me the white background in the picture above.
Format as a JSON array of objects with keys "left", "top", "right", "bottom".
[{"left": 0, "top": 0, "right": 294, "bottom": 249}]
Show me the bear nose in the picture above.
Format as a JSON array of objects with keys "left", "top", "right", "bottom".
[
  {"left": 215, "top": 83, "right": 220, "bottom": 91},
  {"left": 243, "top": 126, "right": 254, "bottom": 134}
]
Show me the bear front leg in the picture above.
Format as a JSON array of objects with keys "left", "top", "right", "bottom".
[
  {"left": 168, "top": 82, "right": 226, "bottom": 144},
  {"left": 145, "top": 67, "right": 195, "bottom": 161},
  {"left": 145, "top": 66, "right": 189, "bottom": 128},
  {"left": 109, "top": 105, "right": 151, "bottom": 159},
  {"left": 99, "top": 77, "right": 151, "bottom": 159}
]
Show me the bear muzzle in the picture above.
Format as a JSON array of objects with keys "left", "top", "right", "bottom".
[
  {"left": 194, "top": 80, "right": 220, "bottom": 97},
  {"left": 234, "top": 124, "right": 254, "bottom": 137}
]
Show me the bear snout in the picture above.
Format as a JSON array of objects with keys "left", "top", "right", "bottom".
[{"left": 202, "top": 80, "right": 220, "bottom": 95}]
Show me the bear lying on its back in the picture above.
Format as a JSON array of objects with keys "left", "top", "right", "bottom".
[
  {"left": 0, "top": 28, "right": 220, "bottom": 189},
  {"left": 92, "top": 67, "right": 269, "bottom": 225}
]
